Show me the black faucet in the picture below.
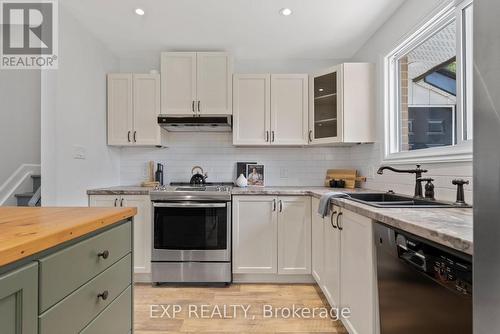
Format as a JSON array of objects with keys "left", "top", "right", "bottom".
[{"left": 377, "top": 164, "right": 428, "bottom": 198}]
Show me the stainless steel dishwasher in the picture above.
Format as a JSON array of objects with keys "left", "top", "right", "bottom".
[{"left": 374, "top": 223, "right": 472, "bottom": 334}]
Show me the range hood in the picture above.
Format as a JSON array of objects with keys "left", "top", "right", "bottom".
[{"left": 158, "top": 115, "right": 232, "bottom": 132}]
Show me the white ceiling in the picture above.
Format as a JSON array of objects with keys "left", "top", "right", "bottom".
[{"left": 61, "top": 0, "right": 405, "bottom": 60}]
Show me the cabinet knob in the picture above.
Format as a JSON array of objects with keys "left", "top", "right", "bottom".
[
  {"left": 97, "top": 290, "right": 109, "bottom": 301},
  {"left": 98, "top": 250, "right": 110, "bottom": 259}
]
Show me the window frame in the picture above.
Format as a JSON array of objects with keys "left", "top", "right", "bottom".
[{"left": 383, "top": 0, "right": 473, "bottom": 164}]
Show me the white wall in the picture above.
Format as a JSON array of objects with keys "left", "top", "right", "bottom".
[
  {"left": 120, "top": 132, "right": 351, "bottom": 186},
  {"left": 41, "top": 4, "right": 121, "bottom": 206},
  {"left": 0, "top": 70, "right": 41, "bottom": 185},
  {"left": 349, "top": 0, "right": 472, "bottom": 203}
]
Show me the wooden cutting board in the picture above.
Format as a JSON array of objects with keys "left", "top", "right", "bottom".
[{"left": 324, "top": 169, "right": 366, "bottom": 189}]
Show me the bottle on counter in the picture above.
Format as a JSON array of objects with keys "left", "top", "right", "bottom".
[{"left": 155, "top": 163, "right": 164, "bottom": 186}]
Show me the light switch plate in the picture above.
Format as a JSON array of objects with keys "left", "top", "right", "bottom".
[{"left": 280, "top": 168, "right": 288, "bottom": 178}]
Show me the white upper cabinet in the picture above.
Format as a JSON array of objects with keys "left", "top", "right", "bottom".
[
  {"left": 161, "top": 52, "right": 232, "bottom": 116},
  {"left": 271, "top": 74, "right": 309, "bottom": 145},
  {"left": 233, "top": 74, "right": 308, "bottom": 146},
  {"left": 107, "top": 74, "right": 133, "bottom": 146},
  {"left": 196, "top": 52, "right": 232, "bottom": 115},
  {"left": 233, "top": 74, "right": 271, "bottom": 145},
  {"left": 133, "top": 74, "right": 162, "bottom": 145},
  {"left": 107, "top": 73, "right": 165, "bottom": 146},
  {"left": 309, "top": 63, "right": 374, "bottom": 145},
  {"left": 161, "top": 52, "right": 197, "bottom": 115}
]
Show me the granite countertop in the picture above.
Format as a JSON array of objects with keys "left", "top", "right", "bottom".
[
  {"left": 87, "top": 186, "right": 151, "bottom": 195},
  {"left": 0, "top": 207, "right": 137, "bottom": 267},
  {"left": 87, "top": 185, "right": 473, "bottom": 255}
]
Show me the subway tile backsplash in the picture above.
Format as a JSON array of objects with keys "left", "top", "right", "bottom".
[
  {"left": 120, "top": 132, "right": 352, "bottom": 186},
  {"left": 119, "top": 132, "right": 472, "bottom": 203}
]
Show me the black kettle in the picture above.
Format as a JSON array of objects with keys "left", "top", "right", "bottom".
[{"left": 190, "top": 166, "right": 207, "bottom": 185}]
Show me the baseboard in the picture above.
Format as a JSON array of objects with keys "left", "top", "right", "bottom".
[
  {"left": 134, "top": 272, "right": 152, "bottom": 283},
  {"left": 0, "top": 164, "right": 40, "bottom": 206},
  {"left": 233, "top": 273, "right": 315, "bottom": 283}
]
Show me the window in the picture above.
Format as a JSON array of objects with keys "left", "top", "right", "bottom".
[{"left": 385, "top": 1, "right": 473, "bottom": 163}]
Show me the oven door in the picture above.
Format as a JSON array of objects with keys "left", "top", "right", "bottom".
[{"left": 152, "top": 202, "right": 231, "bottom": 262}]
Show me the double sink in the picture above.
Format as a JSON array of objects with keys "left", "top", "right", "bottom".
[{"left": 346, "top": 192, "right": 467, "bottom": 208}]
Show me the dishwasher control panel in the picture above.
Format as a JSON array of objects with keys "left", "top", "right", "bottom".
[{"left": 396, "top": 232, "right": 472, "bottom": 296}]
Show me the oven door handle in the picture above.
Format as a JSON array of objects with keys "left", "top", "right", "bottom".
[{"left": 153, "top": 202, "right": 227, "bottom": 208}]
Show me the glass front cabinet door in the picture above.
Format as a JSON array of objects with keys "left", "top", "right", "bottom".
[
  {"left": 309, "top": 66, "right": 343, "bottom": 144},
  {"left": 308, "top": 63, "right": 375, "bottom": 145}
]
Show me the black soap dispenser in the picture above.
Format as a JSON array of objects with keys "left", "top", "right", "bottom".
[{"left": 155, "top": 163, "right": 164, "bottom": 186}]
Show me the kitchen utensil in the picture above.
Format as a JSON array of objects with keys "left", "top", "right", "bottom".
[{"left": 190, "top": 166, "right": 207, "bottom": 185}]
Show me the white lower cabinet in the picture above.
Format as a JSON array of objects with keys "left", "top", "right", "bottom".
[
  {"left": 323, "top": 205, "right": 342, "bottom": 308},
  {"left": 232, "top": 196, "right": 311, "bottom": 276},
  {"left": 88, "top": 195, "right": 152, "bottom": 276},
  {"left": 311, "top": 197, "right": 325, "bottom": 284},
  {"left": 278, "top": 196, "right": 311, "bottom": 274},
  {"left": 338, "top": 209, "right": 376, "bottom": 334},
  {"left": 232, "top": 196, "right": 278, "bottom": 274},
  {"left": 315, "top": 204, "right": 376, "bottom": 334}
]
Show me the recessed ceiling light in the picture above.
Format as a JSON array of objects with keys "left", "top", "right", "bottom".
[
  {"left": 135, "top": 8, "right": 145, "bottom": 16},
  {"left": 318, "top": 88, "right": 324, "bottom": 92},
  {"left": 280, "top": 8, "right": 293, "bottom": 16}
]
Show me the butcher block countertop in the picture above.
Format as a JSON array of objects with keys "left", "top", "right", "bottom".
[{"left": 0, "top": 207, "right": 137, "bottom": 267}]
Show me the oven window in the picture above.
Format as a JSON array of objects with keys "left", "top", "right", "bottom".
[{"left": 154, "top": 205, "right": 227, "bottom": 250}]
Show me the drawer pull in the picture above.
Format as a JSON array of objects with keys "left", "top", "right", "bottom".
[
  {"left": 97, "top": 290, "right": 109, "bottom": 301},
  {"left": 97, "top": 250, "right": 110, "bottom": 259}
]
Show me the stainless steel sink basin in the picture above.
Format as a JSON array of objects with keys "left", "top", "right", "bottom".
[{"left": 346, "top": 192, "right": 463, "bottom": 208}]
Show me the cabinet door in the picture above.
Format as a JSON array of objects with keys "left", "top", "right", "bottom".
[
  {"left": 232, "top": 196, "right": 277, "bottom": 274},
  {"left": 308, "top": 66, "right": 343, "bottom": 144},
  {"left": 323, "top": 206, "right": 341, "bottom": 308},
  {"left": 340, "top": 209, "right": 376, "bottom": 334},
  {"left": 0, "top": 263, "right": 38, "bottom": 334},
  {"left": 133, "top": 74, "right": 161, "bottom": 146},
  {"left": 311, "top": 197, "right": 324, "bottom": 284},
  {"left": 270, "top": 74, "right": 308, "bottom": 145},
  {"left": 277, "top": 196, "right": 311, "bottom": 275},
  {"left": 161, "top": 52, "right": 197, "bottom": 115},
  {"left": 232, "top": 74, "right": 271, "bottom": 145},
  {"left": 121, "top": 196, "right": 152, "bottom": 274},
  {"left": 107, "top": 74, "right": 133, "bottom": 146},
  {"left": 196, "top": 52, "right": 232, "bottom": 115}
]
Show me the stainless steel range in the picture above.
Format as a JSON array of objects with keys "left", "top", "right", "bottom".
[{"left": 150, "top": 183, "right": 233, "bottom": 284}]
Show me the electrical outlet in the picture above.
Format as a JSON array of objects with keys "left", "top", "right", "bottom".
[
  {"left": 368, "top": 166, "right": 375, "bottom": 179},
  {"left": 73, "top": 145, "right": 86, "bottom": 160}
]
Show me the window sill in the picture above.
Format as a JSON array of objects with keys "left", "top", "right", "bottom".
[{"left": 383, "top": 142, "right": 472, "bottom": 165}]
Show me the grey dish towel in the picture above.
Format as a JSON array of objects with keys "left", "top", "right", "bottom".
[{"left": 318, "top": 192, "right": 350, "bottom": 218}]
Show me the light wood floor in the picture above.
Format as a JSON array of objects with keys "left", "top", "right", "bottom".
[{"left": 134, "top": 283, "right": 348, "bottom": 333}]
